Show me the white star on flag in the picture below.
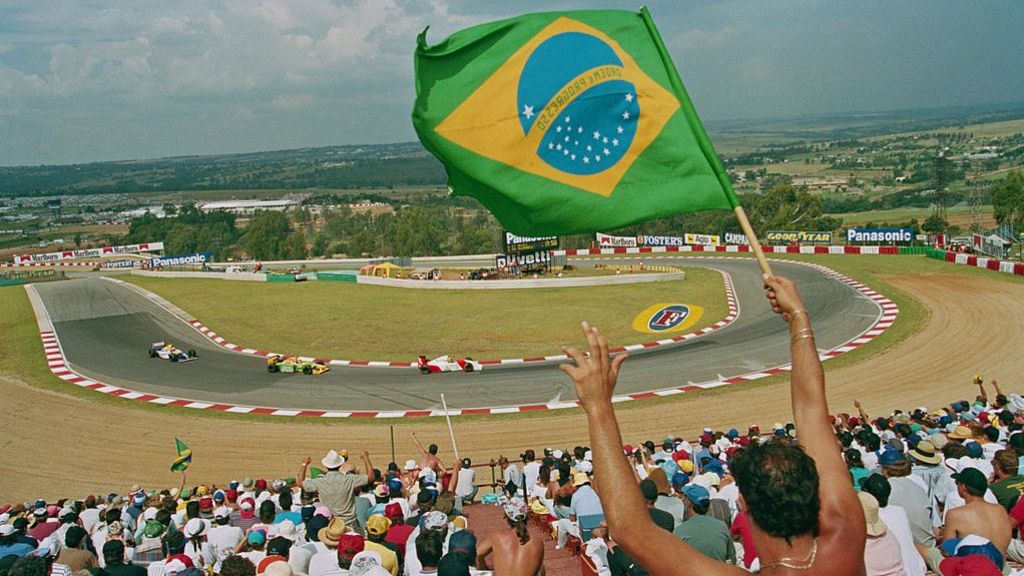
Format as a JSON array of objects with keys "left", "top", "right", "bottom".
[
  {"left": 571, "top": 154, "right": 576, "bottom": 160},
  {"left": 548, "top": 143, "right": 554, "bottom": 150},
  {"left": 593, "top": 131, "right": 601, "bottom": 139},
  {"left": 577, "top": 126, "right": 583, "bottom": 133},
  {"left": 612, "top": 138, "right": 619, "bottom": 146},
  {"left": 617, "top": 126, "right": 624, "bottom": 134},
  {"left": 603, "top": 137, "right": 609, "bottom": 144},
  {"left": 625, "top": 93, "right": 634, "bottom": 102},
  {"left": 603, "top": 148, "right": 610, "bottom": 155},
  {"left": 563, "top": 149, "right": 569, "bottom": 156},
  {"left": 556, "top": 143, "right": 562, "bottom": 150},
  {"left": 556, "top": 125, "right": 562, "bottom": 133},
  {"left": 522, "top": 105, "right": 534, "bottom": 119},
  {"left": 564, "top": 116, "right": 571, "bottom": 123},
  {"left": 622, "top": 111, "right": 630, "bottom": 120},
  {"left": 574, "top": 140, "right": 579, "bottom": 145},
  {"left": 595, "top": 156, "right": 602, "bottom": 162},
  {"left": 583, "top": 157, "right": 590, "bottom": 163},
  {"left": 587, "top": 145, "right": 592, "bottom": 151}
]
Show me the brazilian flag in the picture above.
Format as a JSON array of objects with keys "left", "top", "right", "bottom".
[
  {"left": 413, "top": 8, "right": 739, "bottom": 236},
  {"left": 171, "top": 438, "right": 192, "bottom": 472}
]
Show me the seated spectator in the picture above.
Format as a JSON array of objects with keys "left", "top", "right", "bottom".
[
  {"left": 414, "top": 531, "right": 443, "bottom": 576},
  {"left": 672, "top": 485, "right": 735, "bottom": 563},
  {"left": 220, "top": 556, "right": 257, "bottom": 576},
  {"left": 95, "top": 540, "right": 146, "bottom": 576},
  {"left": 560, "top": 275, "right": 866, "bottom": 575},
  {"left": 307, "top": 519, "right": 345, "bottom": 576},
  {"left": 924, "top": 468, "right": 1012, "bottom": 573},
  {"left": 454, "top": 459, "right": 477, "bottom": 505},
  {"left": 382, "top": 505, "right": 414, "bottom": 561},
  {"left": 554, "top": 473, "right": 602, "bottom": 550},
  {"left": 207, "top": 507, "right": 244, "bottom": 572},
  {"left": 362, "top": 516, "right": 398, "bottom": 576},
  {"left": 56, "top": 526, "right": 98, "bottom": 571},
  {"left": 0, "top": 524, "right": 35, "bottom": 558},
  {"left": 858, "top": 492, "right": 905, "bottom": 576},
  {"left": 475, "top": 498, "right": 542, "bottom": 576},
  {"left": 859, "top": 474, "right": 925, "bottom": 576},
  {"left": 989, "top": 449, "right": 1024, "bottom": 511},
  {"left": 880, "top": 451, "right": 934, "bottom": 548}
]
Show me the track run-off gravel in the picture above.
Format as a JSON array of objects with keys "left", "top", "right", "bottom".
[{"left": 2, "top": 271, "right": 1023, "bottom": 501}]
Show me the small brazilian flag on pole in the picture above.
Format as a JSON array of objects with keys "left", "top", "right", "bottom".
[
  {"left": 171, "top": 438, "right": 192, "bottom": 472},
  {"left": 413, "top": 8, "right": 739, "bottom": 236}
]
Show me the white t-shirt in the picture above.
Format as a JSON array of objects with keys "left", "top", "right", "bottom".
[
  {"left": 80, "top": 509, "right": 102, "bottom": 534},
  {"left": 878, "top": 505, "right": 926, "bottom": 576},
  {"left": 308, "top": 549, "right": 341, "bottom": 576},
  {"left": 522, "top": 462, "right": 542, "bottom": 492},
  {"left": 288, "top": 544, "right": 314, "bottom": 575},
  {"left": 455, "top": 469, "right": 476, "bottom": 498},
  {"left": 207, "top": 525, "right": 244, "bottom": 570}
]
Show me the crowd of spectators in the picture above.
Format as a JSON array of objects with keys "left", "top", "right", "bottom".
[{"left": 2, "top": 275, "right": 1023, "bottom": 576}]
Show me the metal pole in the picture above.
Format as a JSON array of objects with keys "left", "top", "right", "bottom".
[
  {"left": 441, "top": 394, "right": 459, "bottom": 460},
  {"left": 390, "top": 425, "right": 396, "bottom": 465}
]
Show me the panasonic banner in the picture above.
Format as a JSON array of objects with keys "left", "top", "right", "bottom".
[
  {"left": 149, "top": 252, "right": 212, "bottom": 268},
  {"left": 846, "top": 228, "right": 914, "bottom": 244}
]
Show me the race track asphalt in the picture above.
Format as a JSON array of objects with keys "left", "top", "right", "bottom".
[{"left": 31, "top": 257, "right": 880, "bottom": 412}]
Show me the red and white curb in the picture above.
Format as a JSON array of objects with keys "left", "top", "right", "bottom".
[
  {"left": 1, "top": 261, "right": 102, "bottom": 268},
  {"left": 940, "top": 251, "right": 1024, "bottom": 277},
  {"left": 124, "top": 271, "right": 739, "bottom": 369},
  {"left": 25, "top": 259, "right": 895, "bottom": 418}
]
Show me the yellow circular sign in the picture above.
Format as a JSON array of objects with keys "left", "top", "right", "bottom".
[{"left": 632, "top": 303, "right": 703, "bottom": 334}]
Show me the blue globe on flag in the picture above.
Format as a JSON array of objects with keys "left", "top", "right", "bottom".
[{"left": 517, "top": 32, "right": 639, "bottom": 176}]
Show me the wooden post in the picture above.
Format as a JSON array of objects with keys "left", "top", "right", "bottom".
[{"left": 734, "top": 205, "right": 773, "bottom": 277}]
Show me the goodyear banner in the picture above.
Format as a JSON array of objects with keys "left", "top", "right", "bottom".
[
  {"left": 504, "top": 231, "right": 559, "bottom": 254},
  {"left": 149, "top": 252, "right": 212, "bottom": 268},
  {"left": 14, "top": 241, "right": 164, "bottom": 264},
  {"left": 766, "top": 231, "right": 833, "bottom": 245},
  {"left": 496, "top": 250, "right": 551, "bottom": 269},
  {"left": 597, "top": 233, "right": 638, "bottom": 248},
  {"left": 684, "top": 233, "right": 720, "bottom": 246},
  {"left": 636, "top": 235, "right": 683, "bottom": 247},
  {"left": 846, "top": 228, "right": 913, "bottom": 244}
]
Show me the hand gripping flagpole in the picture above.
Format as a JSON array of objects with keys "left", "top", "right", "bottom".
[
  {"left": 639, "top": 6, "right": 773, "bottom": 277},
  {"left": 440, "top": 394, "right": 460, "bottom": 461}
]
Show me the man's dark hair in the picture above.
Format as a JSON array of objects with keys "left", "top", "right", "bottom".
[
  {"left": 8, "top": 555, "right": 47, "bottom": 576},
  {"left": 0, "top": 532, "right": 16, "bottom": 547},
  {"left": 220, "top": 556, "right": 256, "bottom": 576},
  {"left": 105, "top": 508, "right": 121, "bottom": 524},
  {"left": 436, "top": 554, "right": 470, "bottom": 576},
  {"left": 278, "top": 491, "right": 293, "bottom": 511},
  {"left": 864, "top": 434, "right": 881, "bottom": 452},
  {"left": 943, "top": 442, "right": 968, "bottom": 459},
  {"left": 428, "top": 444, "right": 439, "bottom": 455},
  {"left": 259, "top": 500, "right": 276, "bottom": 523},
  {"left": 860, "top": 473, "right": 892, "bottom": 508},
  {"left": 984, "top": 427, "right": 1001, "bottom": 443},
  {"left": 732, "top": 439, "right": 820, "bottom": 543},
  {"left": 65, "top": 525, "right": 88, "bottom": 548},
  {"left": 103, "top": 540, "right": 126, "bottom": 566},
  {"left": 185, "top": 501, "right": 200, "bottom": 520},
  {"left": 155, "top": 509, "right": 171, "bottom": 526},
  {"left": 163, "top": 530, "right": 186, "bottom": 556},
  {"left": 162, "top": 497, "right": 177, "bottom": 513},
  {"left": 416, "top": 530, "right": 444, "bottom": 569}
]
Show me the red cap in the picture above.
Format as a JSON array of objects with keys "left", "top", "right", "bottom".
[
  {"left": 198, "top": 498, "right": 213, "bottom": 511},
  {"left": 257, "top": 556, "right": 288, "bottom": 574},
  {"left": 848, "top": 417, "right": 860, "bottom": 428},
  {"left": 255, "top": 479, "right": 268, "bottom": 490},
  {"left": 672, "top": 450, "right": 690, "bottom": 462},
  {"left": 623, "top": 444, "right": 634, "bottom": 454},
  {"left": 699, "top": 434, "right": 713, "bottom": 446},
  {"left": 225, "top": 489, "right": 238, "bottom": 503},
  {"left": 384, "top": 502, "right": 403, "bottom": 520},
  {"left": 167, "top": 554, "right": 195, "bottom": 569},
  {"left": 738, "top": 436, "right": 751, "bottom": 447},
  {"left": 337, "top": 534, "right": 365, "bottom": 559}
]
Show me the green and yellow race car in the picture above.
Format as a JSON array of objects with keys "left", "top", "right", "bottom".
[{"left": 266, "top": 354, "right": 330, "bottom": 375}]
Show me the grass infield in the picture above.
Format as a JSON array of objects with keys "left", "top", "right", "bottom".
[{"left": 123, "top": 267, "right": 728, "bottom": 361}]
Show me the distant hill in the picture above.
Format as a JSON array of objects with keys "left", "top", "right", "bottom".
[{"left": 2, "top": 101, "right": 1022, "bottom": 198}]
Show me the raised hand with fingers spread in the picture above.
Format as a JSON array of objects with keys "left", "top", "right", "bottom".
[{"left": 560, "top": 321, "right": 629, "bottom": 412}]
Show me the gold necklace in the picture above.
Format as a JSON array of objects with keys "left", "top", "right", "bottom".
[{"left": 759, "top": 538, "right": 818, "bottom": 570}]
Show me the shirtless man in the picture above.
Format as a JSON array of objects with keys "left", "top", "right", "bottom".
[
  {"left": 561, "top": 274, "right": 866, "bottom": 575},
  {"left": 411, "top": 433, "right": 443, "bottom": 478},
  {"left": 932, "top": 467, "right": 1013, "bottom": 567},
  {"left": 476, "top": 497, "right": 544, "bottom": 576}
]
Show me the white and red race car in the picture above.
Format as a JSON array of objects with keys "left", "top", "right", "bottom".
[{"left": 417, "top": 355, "right": 482, "bottom": 374}]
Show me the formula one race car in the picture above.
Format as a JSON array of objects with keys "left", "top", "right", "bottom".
[
  {"left": 417, "top": 355, "right": 483, "bottom": 374},
  {"left": 266, "top": 354, "right": 330, "bottom": 375},
  {"left": 149, "top": 341, "right": 198, "bottom": 362}
]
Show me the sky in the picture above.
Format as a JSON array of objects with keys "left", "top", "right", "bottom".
[{"left": 1, "top": 0, "right": 1022, "bottom": 166}]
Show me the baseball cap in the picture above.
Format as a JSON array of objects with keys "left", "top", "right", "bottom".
[
  {"left": 638, "top": 479, "right": 658, "bottom": 502},
  {"left": 965, "top": 442, "right": 983, "bottom": 459},
  {"left": 680, "top": 484, "right": 710, "bottom": 507},
  {"left": 953, "top": 467, "right": 988, "bottom": 495},
  {"left": 267, "top": 537, "right": 292, "bottom": 557},
  {"left": 938, "top": 555, "right": 1002, "bottom": 576},
  {"left": 337, "top": 534, "right": 365, "bottom": 559},
  {"left": 366, "top": 514, "right": 391, "bottom": 536},
  {"left": 247, "top": 529, "right": 267, "bottom": 546},
  {"left": 213, "top": 506, "right": 231, "bottom": 520},
  {"left": 384, "top": 502, "right": 403, "bottom": 520}
]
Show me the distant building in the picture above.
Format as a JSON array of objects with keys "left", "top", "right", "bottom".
[{"left": 198, "top": 199, "right": 299, "bottom": 214}]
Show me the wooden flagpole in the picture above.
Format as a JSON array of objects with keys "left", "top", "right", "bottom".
[{"left": 734, "top": 205, "right": 774, "bottom": 277}]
